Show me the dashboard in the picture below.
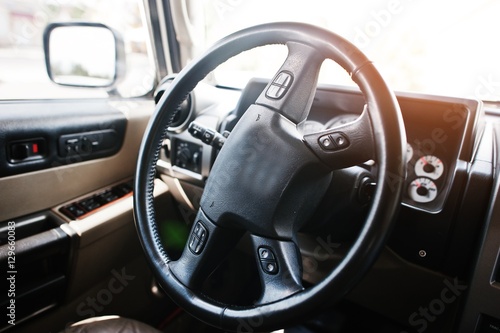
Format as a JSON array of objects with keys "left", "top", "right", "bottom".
[
  {"left": 0, "top": 74, "right": 493, "bottom": 333},
  {"left": 300, "top": 92, "right": 478, "bottom": 214},
  {"left": 156, "top": 77, "right": 485, "bottom": 277}
]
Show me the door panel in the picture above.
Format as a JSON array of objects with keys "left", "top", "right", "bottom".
[
  {"left": 0, "top": 98, "right": 177, "bottom": 332},
  {"left": 0, "top": 99, "right": 154, "bottom": 222}
]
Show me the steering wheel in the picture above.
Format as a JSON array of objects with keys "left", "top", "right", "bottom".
[{"left": 134, "top": 22, "right": 405, "bottom": 332}]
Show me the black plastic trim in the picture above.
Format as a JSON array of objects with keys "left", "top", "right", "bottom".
[
  {"left": 58, "top": 180, "right": 133, "bottom": 220},
  {"left": 144, "top": 0, "right": 169, "bottom": 79},
  {"left": 162, "top": 0, "right": 182, "bottom": 73},
  {"left": 0, "top": 100, "right": 127, "bottom": 177},
  {"left": 0, "top": 211, "right": 71, "bottom": 331}
]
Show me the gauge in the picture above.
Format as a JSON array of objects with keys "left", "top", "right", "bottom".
[
  {"left": 406, "top": 144, "right": 414, "bottom": 162},
  {"left": 415, "top": 155, "right": 444, "bottom": 180},
  {"left": 408, "top": 177, "right": 438, "bottom": 203}
]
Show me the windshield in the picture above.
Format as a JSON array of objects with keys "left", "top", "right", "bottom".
[{"left": 189, "top": 0, "right": 500, "bottom": 101}]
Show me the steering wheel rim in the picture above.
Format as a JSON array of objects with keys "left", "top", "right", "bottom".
[{"left": 134, "top": 22, "right": 406, "bottom": 332}]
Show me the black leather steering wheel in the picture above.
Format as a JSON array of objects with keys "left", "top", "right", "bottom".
[{"left": 134, "top": 22, "right": 406, "bottom": 332}]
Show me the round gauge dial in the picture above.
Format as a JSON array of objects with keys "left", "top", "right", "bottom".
[
  {"left": 408, "top": 177, "right": 438, "bottom": 203},
  {"left": 415, "top": 155, "right": 444, "bottom": 180},
  {"left": 406, "top": 144, "right": 414, "bottom": 162}
]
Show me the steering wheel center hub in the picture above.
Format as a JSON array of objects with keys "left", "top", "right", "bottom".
[{"left": 201, "top": 105, "right": 332, "bottom": 239}]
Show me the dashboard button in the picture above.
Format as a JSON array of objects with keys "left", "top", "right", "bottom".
[
  {"left": 260, "top": 260, "right": 279, "bottom": 274},
  {"left": 330, "top": 133, "right": 349, "bottom": 149},
  {"left": 258, "top": 247, "right": 275, "bottom": 260},
  {"left": 318, "top": 132, "right": 349, "bottom": 151},
  {"left": 98, "top": 190, "right": 120, "bottom": 203},
  {"left": 201, "top": 129, "right": 215, "bottom": 144},
  {"left": 266, "top": 71, "right": 293, "bottom": 99},
  {"left": 79, "top": 198, "right": 101, "bottom": 211},
  {"left": 319, "top": 135, "right": 336, "bottom": 150},
  {"left": 258, "top": 247, "right": 278, "bottom": 275},
  {"left": 65, "top": 204, "right": 86, "bottom": 218},
  {"left": 189, "top": 222, "right": 208, "bottom": 255}
]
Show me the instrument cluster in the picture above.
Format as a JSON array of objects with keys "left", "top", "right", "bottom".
[
  {"left": 158, "top": 78, "right": 476, "bottom": 214},
  {"left": 406, "top": 146, "right": 445, "bottom": 206},
  {"left": 321, "top": 102, "right": 468, "bottom": 214}
]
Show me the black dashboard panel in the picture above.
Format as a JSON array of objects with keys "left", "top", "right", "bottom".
[
  {"left": 308, "top": 85, "right": 480, "bottom": 213},
  {"left": 0, "top": 100, "right": 127, "bottom": 177},
  {"left": 398, "top": 96, "right": 476, "bottom": 212},
  {"left": 165, "top": 79, "right": 481, "bottom": 213}
]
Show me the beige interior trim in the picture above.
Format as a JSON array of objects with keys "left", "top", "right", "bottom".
[
  {"left": 0, "top": 100, "right": 154, "bottom": 222},
  {"left": 58, "top": 179, "right": 168, "bottom": 247}
]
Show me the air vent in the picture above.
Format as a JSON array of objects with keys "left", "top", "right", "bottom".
[{"left": 154, "top": 76, "right": 193, "bottom": 132}]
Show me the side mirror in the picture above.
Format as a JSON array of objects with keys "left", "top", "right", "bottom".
[{"left": 43, "top": 22, "right": 125, "bottom": 89}]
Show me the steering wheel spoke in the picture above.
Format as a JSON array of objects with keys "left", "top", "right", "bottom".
[
  {"left": 250, "top": 234, "right": 304, "bottom": 305},
  {"left": 255, "top": 42, "right": 324, "bottom": 124},
  {"left": 304, "top": 108, "right": 375, "bottom": 169},
  {"left": 169, "top": 210, "right": 244, "bottom": 289}
]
